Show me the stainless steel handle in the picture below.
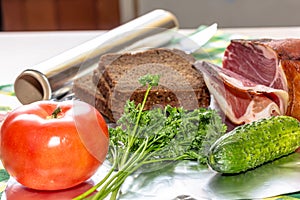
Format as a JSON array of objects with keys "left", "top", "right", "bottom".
[{"left": 14, "top": 9, "right": 179, "bottom": 104}]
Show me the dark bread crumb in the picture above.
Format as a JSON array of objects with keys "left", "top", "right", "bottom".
[{"left": 74, "top": 48, "right": 210, "bottom": 122}]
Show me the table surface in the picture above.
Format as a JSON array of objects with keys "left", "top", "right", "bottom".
[{"left": 1, "top": 26, "right": 300, "bottom": 85}]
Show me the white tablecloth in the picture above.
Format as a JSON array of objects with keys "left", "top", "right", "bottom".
[{"left": 1, "top": 27, "right": 300, "bottom": 85}]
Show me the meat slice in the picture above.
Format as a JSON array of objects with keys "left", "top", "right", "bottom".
[
  {"left": 194, "top": 61, "right": 288, "bottom": 124},
  {"left": 222, "top": 39, "right": 288, "bottom": 91},
  {"left": 224, "top": 39, "right": 300, "bottom": 121},
  {"left": 195, "top": 38, "right": 300, "bottom": 124},
  {"left": 197, "top": 39, "right": 300, "bottom": 123}
]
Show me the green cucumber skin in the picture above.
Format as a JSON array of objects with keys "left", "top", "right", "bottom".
[{"left": 208, "top": 116, "right": 300, "bottom": 174}]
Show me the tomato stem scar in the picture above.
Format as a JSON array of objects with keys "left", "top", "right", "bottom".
[{"left": 51, "top": 107, "right": 62, "bottom": 119}]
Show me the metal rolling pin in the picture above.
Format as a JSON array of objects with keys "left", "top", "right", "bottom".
[{"left": 14, "top": 9, "right": 179, "bottom": 104}]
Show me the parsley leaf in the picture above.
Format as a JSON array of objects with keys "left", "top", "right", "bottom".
[{"left": 74, "top": 74, "right": 227, "bottom": 200}]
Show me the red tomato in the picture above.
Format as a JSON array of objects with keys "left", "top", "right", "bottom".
[
  {"left": 3, "top": 178, "right": 96, "bottom": 200},
  {"left": 0, "top": 100, "right": 109, "bottom": 190}
]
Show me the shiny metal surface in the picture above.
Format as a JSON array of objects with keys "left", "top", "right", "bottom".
[{"left": 14, "top": 9, "right": 179, "bottom": 104}]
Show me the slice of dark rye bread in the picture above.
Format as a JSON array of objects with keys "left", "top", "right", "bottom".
[
  {"left": 94, "top": 48, "right": 202, "bottom": 93},
  {"left": 73, "top": 48, "right": 210, "bottom": 122},
  {"left": 73, "top": 74, "right": 115, "bottom": 122},
  {"left": 94, "top": 48, "right": 210, "bottom": 109}
]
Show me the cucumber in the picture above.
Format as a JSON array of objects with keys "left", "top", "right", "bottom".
[{"left": 208, "top": 116, "right": 300, "bottom": 174}]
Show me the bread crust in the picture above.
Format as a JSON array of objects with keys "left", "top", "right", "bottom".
[{"left": 74, "top": 48, "right": 210, "bottom": 122}]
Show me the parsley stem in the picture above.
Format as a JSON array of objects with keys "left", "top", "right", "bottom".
[
  {"left": 110, "top": 186, "right": 120, "bottom": 199},
  {"left": 132, "top": 85, "right": 152, "bottom": 138},
  {"left": 74, "top": 74, "right": 227, "bottom": 200},
  {"left": 120, "top": 84, "right": 152, "bottom": 167},
  {"left": 89, "top": 137, "right": 150, "bottom": 200},
  {"left": 72, "top": 147, "right": 118, "bottom": 200}
]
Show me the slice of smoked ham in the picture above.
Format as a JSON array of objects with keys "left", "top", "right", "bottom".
[
  {"left": 194, "top": 61, "right": 288, "bottom": 124},
  {"left": 193, "top": 38, "right": 300, "bottom": 124}
]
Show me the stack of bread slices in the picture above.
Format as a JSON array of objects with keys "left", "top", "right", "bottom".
[{"left": 73, "top": 48, "right": 210, "bottom": 122}]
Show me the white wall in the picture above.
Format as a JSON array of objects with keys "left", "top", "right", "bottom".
[{"left": 120, "top": 0, "right": 300, "bottom": 28}]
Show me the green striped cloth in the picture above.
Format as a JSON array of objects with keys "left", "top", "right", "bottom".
[{"left": 191, "top": 25, "right": 246, "bottom": 65}]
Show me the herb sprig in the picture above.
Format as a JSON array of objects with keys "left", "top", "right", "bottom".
[{"left": 73, "top": 74, "right": 227, "bottom": 200}]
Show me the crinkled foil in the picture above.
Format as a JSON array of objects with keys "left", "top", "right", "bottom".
[{"left": 13, "top": 9, "right": 179, "bottom": 104}]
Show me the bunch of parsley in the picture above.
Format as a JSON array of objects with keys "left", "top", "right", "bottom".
[{"left": 74, "top": 74, "right": 227, "bottom": 200}]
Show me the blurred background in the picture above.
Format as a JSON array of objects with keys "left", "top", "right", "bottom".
[{"left": 1, "top": 0, "right": 300, "bottom": 31}]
